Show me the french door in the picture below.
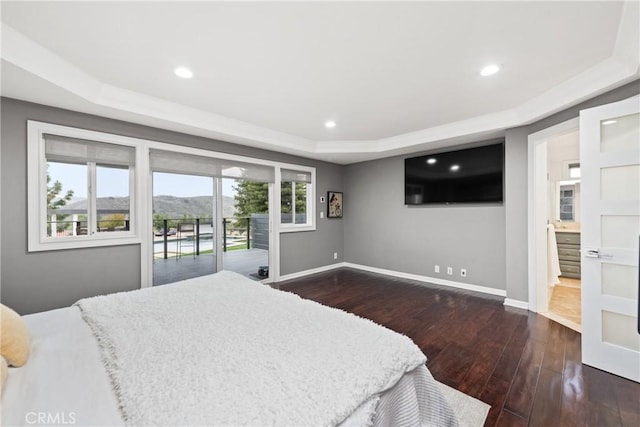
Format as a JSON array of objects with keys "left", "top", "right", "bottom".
[{"left": 580, "top": 95, "right": 640, "bottom": 382}]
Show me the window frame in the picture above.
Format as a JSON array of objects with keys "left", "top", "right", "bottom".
[
  {"left": 28, "top": 121, "right": 317, "bottom": 264},
  {"left": 28, "top": 121, "right": 142, "bottom": 252},
  {"left": 278, "top": 166, "right": 316, "bottom": 233}
]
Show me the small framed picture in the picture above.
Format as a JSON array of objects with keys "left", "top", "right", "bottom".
[{"left": 327, "top": 191, "right": 343, "bottom": 218}]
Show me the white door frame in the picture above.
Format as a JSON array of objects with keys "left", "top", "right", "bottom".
[
  {"left": 527, "top": 117, "right": 579, "bottom": 313},
  {"left": 141, "top": 142, "right": 286, "bottom": 287}
]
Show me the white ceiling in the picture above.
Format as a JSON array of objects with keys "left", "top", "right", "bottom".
[{"left": 1, "top": 1, "right": 638, "bottom": 164}]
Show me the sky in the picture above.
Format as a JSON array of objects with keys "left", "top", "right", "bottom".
[
  {"left": 152, "top": 173, "right": 237, "bottom": 197},
  {"left": 48, "top": 163, "right": 237, "bottom": 199}
]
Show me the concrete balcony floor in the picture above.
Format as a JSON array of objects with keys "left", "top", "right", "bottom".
[{"left": 153, "top": 248, "right": 268, "bottom": 286}]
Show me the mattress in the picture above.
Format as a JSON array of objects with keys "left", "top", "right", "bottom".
[{"left": 2, "top": 273, "right": 457, "bottom": 426}]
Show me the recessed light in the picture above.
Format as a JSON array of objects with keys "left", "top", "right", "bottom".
[
  {"left": 174, "top": 67, "right": 193, "bottom": 79},
  {"left": 426, "top": 158, "right": 437, "bottom": 165},
  {"left": 480, "top": 64, "right": 500, "bottom": 77},
  {"left": 325, "top": 121, "right": 336, "bottom": 128},
  {"left": 450, "top": 164, "right": 460, "bottom": 172},
  {"left": 602, "top": 119, "right": 617, "bottom": 125}
]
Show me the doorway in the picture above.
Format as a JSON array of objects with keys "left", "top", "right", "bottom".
[
  {"left": 147, "top": 147, "right": 277, "bottom": 285},
  {"left": 546, "top": 129, "right": 582, "bottom": 331},
  {"left": 528, "top": 118, "right": 583, "bottom": 332}
]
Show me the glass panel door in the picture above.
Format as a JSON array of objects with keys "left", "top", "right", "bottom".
[
  {"left": 221, "top": 178, "right": 269, "bottom": 280},
  {"left": 152, "top": 172, "right": 216, "bottom": 285},
  {"left": 580, "top": 97, "right": 640, "bottom": 382}
]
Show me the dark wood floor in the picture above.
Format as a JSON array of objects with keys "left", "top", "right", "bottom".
[{"left": 277, "top": 268, "right": 640, "bottom": 427}]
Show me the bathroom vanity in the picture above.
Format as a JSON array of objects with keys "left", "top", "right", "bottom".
[{"left": 556, "top": 231, "right": 581, "bottom": 279}]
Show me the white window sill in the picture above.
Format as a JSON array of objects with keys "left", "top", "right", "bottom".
[
  {"left": 280, "top": 224, "right": 316, "bottom": 233},
  {"left": 28, "top": 235, "right": 141, "bottom": 252}
]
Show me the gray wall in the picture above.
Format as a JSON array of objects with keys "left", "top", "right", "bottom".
[
  {"left": 343, "top": 80, "right": 640, "bottom": 300},
  {"left": 3, "top": 80, "right": 638, "bottom": 314},
  {"left": 344, "top": 153, "right": 506, "bottom": 291},
  {"left": 1, "top": 98, "right": 344, "bottom": 314},
  {"left": 503, "top": 79, "right": 640, "bottom": 303},
  {"left": 280, "top": 163, "right": 344, "bottom": 275},
  {"left": 504, "top": 128, "right": 530, "bottom": 301}
]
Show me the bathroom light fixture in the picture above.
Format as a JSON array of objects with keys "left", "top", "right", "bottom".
[
  {"left": 450, "top": 164, "right": 460, "bottom": 172},
  {"left": 426, "top": 158, "right": 437, "bottom": 165},
  {"left": 325, "top": 121, "right": 336, "bottom": 128},
  {"left": 480, "top": 64, "right": 500, "bottom": 76},
  {"left": 602, "top": 119, "right": 617, "bottom": 125},
  {"left": 174, "top": 67, "right": 193, "bottom": 79}
]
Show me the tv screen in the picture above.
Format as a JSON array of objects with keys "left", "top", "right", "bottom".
[{"left": 405, "top": 143, "right": 504, "bottom": 205}]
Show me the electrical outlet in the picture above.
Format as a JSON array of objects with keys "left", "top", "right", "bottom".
[
  {"left": 460, "top": 268, "right": 467, "bottom": 277},
  {"left": 434, "top": 265, "right": 440, "bottom": 273},
  {"left": 447, "top": 267, "right": 453, "bottom": 275},
  {"left": 333, "top": 252, "right": 338, "bottom": 260}
]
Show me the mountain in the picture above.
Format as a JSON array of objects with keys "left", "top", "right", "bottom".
[
  {"left": 63, "top": 195, "right": 237, "bottom": 218},
  {"left": 152, "top": 195, "right": 236, "bottom": 218}
]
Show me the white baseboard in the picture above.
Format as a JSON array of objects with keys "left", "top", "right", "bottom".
[
  {"left": 278, "top": 262, "right": 346, "bottom": 282},
  {"left": 343, "top": 262, "right": 507, "bottom": 297},
  {"left": 277, "top": 262, "right": 509, "bottom": 300},
  {"left": 503, "top": 298, "right": 529, "bottom": 310}
]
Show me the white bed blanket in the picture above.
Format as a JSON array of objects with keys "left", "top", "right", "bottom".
[
  {"left": 74, "top": 271, "right": 437, "bottom": 426},
  {"left": 1, "top": 307, "right": 454, "bottom": 427}
]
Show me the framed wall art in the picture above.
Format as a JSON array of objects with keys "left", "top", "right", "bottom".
[{"left": 327, "top": 191, "right": 343, "bottom": 218}]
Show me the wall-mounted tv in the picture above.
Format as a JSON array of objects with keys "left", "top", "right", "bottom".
[{"left": 405, "top": 142, "right": 504, "bottom": 205}]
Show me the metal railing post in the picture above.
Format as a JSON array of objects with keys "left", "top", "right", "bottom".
[
  {"left": 163, "top": 219, "right": 168, "bottom": 259},
  {"left": 223, "top": 219, "right": 227, "bottom": 252},
  {"left": 196, "top": 218, "right": 200, "bottom": 256},
  {"left": 246, "top": 217, "right": 251, "bottom": 249}
]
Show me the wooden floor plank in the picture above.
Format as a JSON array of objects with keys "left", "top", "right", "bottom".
[
  {"left": 277, "top": 268, "right": 640, "bottom": 426},
  {"left": 497, "top": 410, "right": 528, "bottom": 427},
  {"left": 503, "top": 338, "right": 546, "bottom": 419},
  {"left": 529, "top": 367, "right": 563, "bottom": 426}
]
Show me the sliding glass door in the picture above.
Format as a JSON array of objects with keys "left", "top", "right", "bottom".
[{"left": 149, "top": 149, "right": 274, "bottom": 284}]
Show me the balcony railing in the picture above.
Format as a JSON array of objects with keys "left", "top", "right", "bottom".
[{"left": 153, "top": 216, "right": 268, "bottom": 259}]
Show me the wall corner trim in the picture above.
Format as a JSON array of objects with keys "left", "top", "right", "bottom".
[
  {"left": 503, "top": 298, "right": 530, "bottom": 310},
  {"left": 344, "top": 263, "right": 507, "bottom": 297}
]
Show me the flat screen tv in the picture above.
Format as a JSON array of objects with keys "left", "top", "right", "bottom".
[{"left": 405, "top": 142, "right": 504, "bottom": 205}]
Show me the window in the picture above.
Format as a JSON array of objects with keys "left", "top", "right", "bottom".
[
  {"left": 569, "top": 163, "right": 581, "bottom": 179},
  {"left": 96, "top": 165, "right": 131, "bottom": 232},
  {"left": 280, "top": 168, "right": 314, "bottom": 231},
  {"left": 28, "top": 122, "right": 139, "bottom": 251}
]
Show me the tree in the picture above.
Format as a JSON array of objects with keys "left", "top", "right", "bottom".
[
  {"left": 47, "top": 171, "right": 74, "bottom": 234},
  {"left": 233, "top": 180, "right": 306, "bottom": 226},
  {"left": 98, "top": 213, "right": 126, "bottom": 230},
  {"left": 47, "top": 173, "right": 74, "bottom": 211},
  {"left": 233, "top": 181, "right": 269, "bottom": 218}
]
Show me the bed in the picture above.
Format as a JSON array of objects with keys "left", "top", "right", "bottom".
[{"left": 2, "top": 271, "right": 458, "bottom": 426}]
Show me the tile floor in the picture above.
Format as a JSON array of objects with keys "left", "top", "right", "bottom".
[{"left": 549, "top": 277, "right": 581, "bottom": 327}]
